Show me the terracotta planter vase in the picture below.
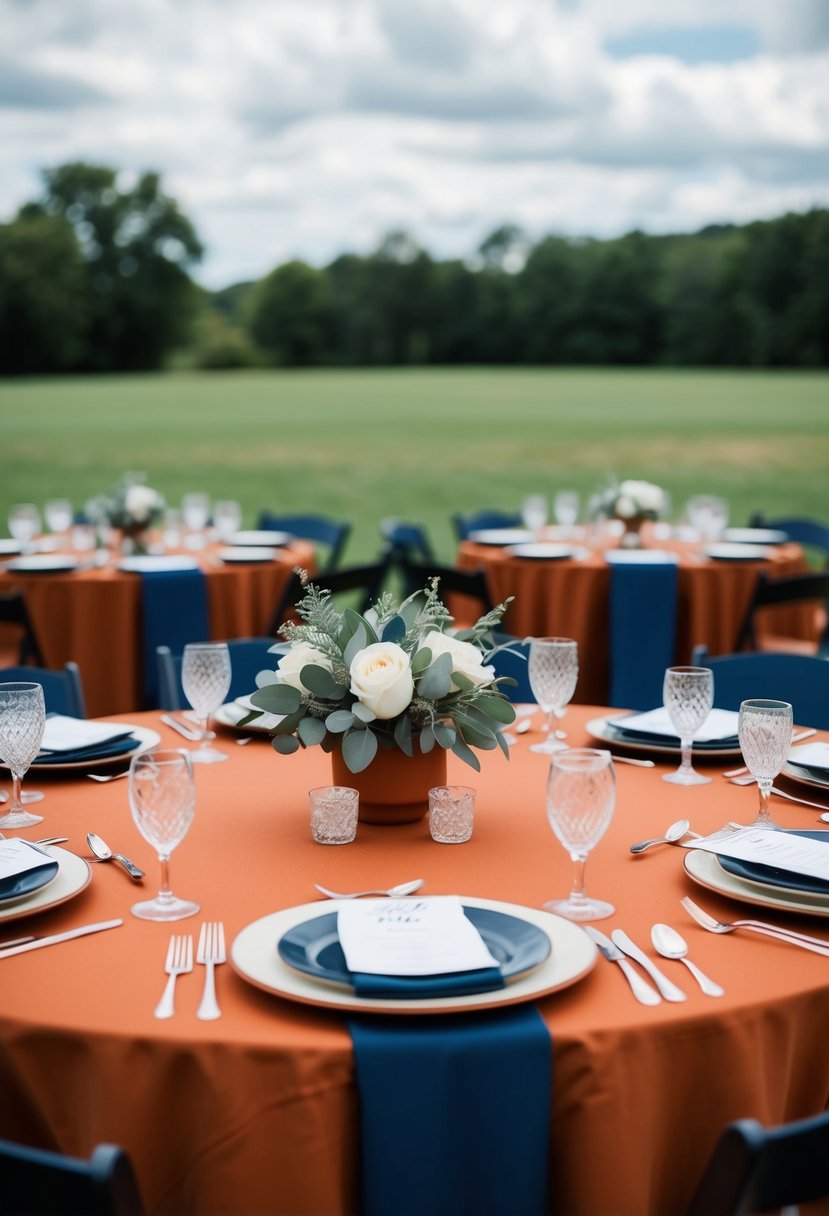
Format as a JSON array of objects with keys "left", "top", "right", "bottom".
[
  {"left": 618, "top": 515, "right": 646, "bottom": 549},
  {"left": 330, "top": 744, "right": 448, "bottom": 825}
]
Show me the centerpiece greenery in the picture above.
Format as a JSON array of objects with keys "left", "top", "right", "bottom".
[
  {"left": 245, "top": 576, "right": 517, "bottom": 773},
  {"left": 86, "top": 472, "right": 165, "bottom": 549},
  {"left": 591, "top": 478, "right": 667, "bottom": 523}
]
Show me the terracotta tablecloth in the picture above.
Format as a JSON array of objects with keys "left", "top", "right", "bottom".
[
  {"left": 0, "top": 543, "right": 315, "bottom": 717},
  {"left": 1, "top": 706, "right": 828, "bottom": 1216},
  {"left": 458, "top": 533, "right": 812, "bottom": 703}
]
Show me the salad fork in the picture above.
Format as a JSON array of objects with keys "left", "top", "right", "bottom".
[
  {"left": 196, "top": 922, "right": 226, "bottom": 1020},
  {"left": 154, "top": 934, "right": 193, "bottom": 1019},
  {"left": 681, "top": 897, "right": 829, "bottom": 956}
]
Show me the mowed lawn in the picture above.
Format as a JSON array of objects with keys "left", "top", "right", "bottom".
[{"left": 1, "top": 366, "right": 827, "bottom": 562}]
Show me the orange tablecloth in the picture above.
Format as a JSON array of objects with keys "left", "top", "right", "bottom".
[
  {"left": 458, "top": 534, "right": 811, "bottom": 703},
  {"left": 1, "top": 707, "right": 828, "bottom": 1215},
  {"left": 0, "top": 543, "right": 315, "bottom": 717}
]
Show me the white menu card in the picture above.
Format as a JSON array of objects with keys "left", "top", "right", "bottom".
[
  {"left": 683, "top": 826, "right": 829, "bottom": 881},
  {"left": 0, "top": 839, "right": 52, "bottom": 881},
  {"left": 337, "top": 896, "right": 498, "bottom": 976}
]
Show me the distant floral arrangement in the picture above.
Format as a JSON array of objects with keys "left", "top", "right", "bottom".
[
  {"left": 244, "top": 575, "right": 517, "bottom": 773},
  {"left": 591, "top": 479, "right": 667, "bottom": 521},
  {"left": 86, "top": 473, "right": 165, "bottom": 532}
]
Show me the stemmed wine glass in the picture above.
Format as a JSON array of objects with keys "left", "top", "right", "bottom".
[
  {"left": 528, "top": 638, "right": 578, "bottom": 754},
  {"left": 553, "top": 490, "right": 580, "bottom": 537},
  {"left": 181, "top": 642, "right": 232, "bottom": 764},
  {"left": 8, "top": 504, "right": 41, "bottom": 554},
  {"left": 213, "top": 500, "right": 243, "bottom": 541},
  {"left": 0, "top": 682, "right": 46, "bottom": 828},
  {"left": 182, "top": 493, "right": 210, "bottom": 549},
  {"left": 737, "top": 699, "right": 793, "bottom": 828},
  {"left": 44, "top": 498, "right": 73, "bottom": 548},
  {"left": 521, "top": 494, "right": 548, "bottom": 535},
  {"left": 544, "top": 748, "right": 616, "bottom": 921},
  {"left": 662, "top": 666, "right": 714, "bottom": 786},
  {"left": 129, "top": 748, "right": 199, "bottom": 921}
]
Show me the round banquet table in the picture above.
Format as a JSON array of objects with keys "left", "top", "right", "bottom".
[
  {"left": 1, "top": 707, "right": 828, "bottom": 1216},
  {"left": 457, "top": 530, "right": 813, "bottom": 704},
  {"left": 0, "top": 541, "right": 315, "bottom": 717}
]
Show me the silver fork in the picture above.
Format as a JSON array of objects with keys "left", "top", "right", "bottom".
[
  {"left": 681, "top": 897, "right": 829, "bottom": 956},
  {"left": 154, "top": 934, "right": 194, "bottom": 1019},
  {"left": 196, "top": 922, "right": 226, "bottom": 1020}
]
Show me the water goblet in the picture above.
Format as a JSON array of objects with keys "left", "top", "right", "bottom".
[
  {"left": 213, "top": 500, "right": 243, "bottom": 540},
  {"left": 44, "top": 498, "right": 73, "bottom": 546},
  {"left": 553, "top": 490, "right": 580, "bottom": 537},
  {"left": 8, "top": 504, "right": 41, "bottom": 553},
  {"left": 0, "top": 682, "right": 46, "bottom": 828},
  {"left": 528, "top": 638, "right": 578, "bottom": 754},
  {"left": 181, "top": 642, "right": 231, "bottom": 764},
  {"left": 521, "top": 494, "right": 548, "bottom": 534},
  {"left": 129, "top": 748, "right": 199, "bottom": 921},
  {"left": 662, "top": 666, "right": 714, "bottom": 786},
  {"left": 544, "top": 748, "right": 615, "bottom": 921},
  {"left": 737, "top": 699, "right": 793, "bottom": 828},
  {"left": 182, "top": 493, "right": 210, "bottom": 549}
]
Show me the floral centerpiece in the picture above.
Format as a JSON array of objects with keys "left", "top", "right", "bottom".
[
  {"left": 590, "top": 479, "right": 667, "bottom": 548},
  {"left": 245, "top": 576, "right": 518, "bottom": 822},
  {"left": 85, "top": 473, "right": 165, "bottom": 554}
]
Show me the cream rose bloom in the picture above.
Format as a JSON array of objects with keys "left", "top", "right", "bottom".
[
  {"left": 124, "top": 484, "right": 162, "bottom": 523},
  {"left": 350, "top": 642, "right": 414, "bottom": 719},
  {"left": 279, "top": 642, "right": 334, "bottom": 692},
  {"left": 619, "top": 480, "right": 664, "bottom": 514},
  {"left": 422, "top": 631, "right": 495, "bottom": 690}
]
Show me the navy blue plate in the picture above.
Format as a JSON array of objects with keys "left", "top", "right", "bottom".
[
  {"left": 718, "top": 829, "right": 829, "bottom": 897},
  {"left": 0, "top": 844, "right": 60, "bottom": 903},
  {"left": 278, "top": 906, "right": 551, "bottom": 992}
]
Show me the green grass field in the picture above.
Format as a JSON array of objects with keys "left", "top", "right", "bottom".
[{"left": 1, "top": 367, "right": 827, "bottom": 562}]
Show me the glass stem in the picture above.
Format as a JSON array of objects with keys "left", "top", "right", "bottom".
[
  {"left": 11, "top": 773, "right": 23, "bottom": 812},
  {"left": 198, "top": 714, "right": 210, "bottom": 748},
  {"left": 544, "top": 710, "right": 555, "bottom": 745},
  {"left": 157, "top": 854, "right": 173, "bottom": 904},
  {"left": 679, "top": 737, "right": 694, "bottom": 775},
  {"left": 756, "top": 779, "right": 773, "bottom": 825},
  {"left": 568, "top": 853, "right": 588, "bottom": 907}
]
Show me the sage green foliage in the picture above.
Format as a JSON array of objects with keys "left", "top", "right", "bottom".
[{"left": 246, "top": 579, "right": 517, "bottom": 773}]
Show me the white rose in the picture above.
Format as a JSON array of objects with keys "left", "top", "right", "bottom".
[
  {"left": 620, "top": 480, "right": 663, "bottom": 514},
  {"left": 124, "top": 484, "right": 161, "bottom": 523},
  {"left": 614, "top": 494, "right": 637, "bottom": 520},
  {"left": 278, "top": 642, "right": 333, "bottom": 691},
  {"left": 350, "top": 642, "right": 414, "bottom": 720},
  {"left": 422, "top": 631, "right": 495, "bottom": 690}
]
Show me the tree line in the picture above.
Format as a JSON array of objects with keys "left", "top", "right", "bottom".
[{"left": 1, "top": 162, "right": 827, "bottom": 374}]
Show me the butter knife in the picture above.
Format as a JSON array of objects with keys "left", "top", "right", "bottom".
[
  {"left": 160, "top": 714, "right": 202, "bottom": 741},
  {"left": 0, "top": 919, "right": 123, "bottom": 959},
  {"left": 610, "top": 929, "right": 687, "bottom": 1002},
  {"left": 584, "top": 926, "right": 662, "bottom": 1005}
]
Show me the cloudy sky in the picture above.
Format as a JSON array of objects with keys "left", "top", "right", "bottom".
[{"left": 2, "top": 0, "right": 828, "bottom": 288}]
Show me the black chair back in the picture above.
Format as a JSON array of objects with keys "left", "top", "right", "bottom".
[
  {"left": 736, "top": 571, "right": 829, "bottom": 656},
  {"left": 686, "top": 1109, "right": 829, "bottom": 1216},
  {"left": 395, "top": 559, "right": 494, "bottom": 622},
  {"left": 749, "top": 513, "right": 829, "bottom": 565},
  {"left": 267, "top": 561, "right": 392, "bottom": 635},
  {"left": 0, "top": 591, "right": 44, "bottom": 666},
  {"left": 0, "top": 1138, "right": 144, "bottom": 1216},
  {"left": 256, "top": 512, "right": 351, "bottom": 571}
]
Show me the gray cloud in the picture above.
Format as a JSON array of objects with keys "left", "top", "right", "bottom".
[{"left": 0, "top": 58, "right": 108, "bottom": 109}]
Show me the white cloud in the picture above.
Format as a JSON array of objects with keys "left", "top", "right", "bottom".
[{"left": 0, "top": 0, "right": 827, "bottom": 287}]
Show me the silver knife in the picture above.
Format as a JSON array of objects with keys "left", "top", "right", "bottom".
[
  {"left": 610, "top": 929, "right": 687, "bottom": 1002},
  {"left": 160, "top": 714, "right": 202, "bottom": 741},
  {"left": 0, "top": 919, "right": 123, "bottom": 959},
  {"left": 584, "top": 927, "right": 662, "bottom": 1005}
]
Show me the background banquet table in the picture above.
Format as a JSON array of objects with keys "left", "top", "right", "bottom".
[
  {"left": 0, "top": 541, "right": 315, "bottom": 716},
  {"left": 457, "top": 532, "right": 812, "bottom": 703},
  {"left": 1, "top": 706, "right": 828, "bottom": 1215}
]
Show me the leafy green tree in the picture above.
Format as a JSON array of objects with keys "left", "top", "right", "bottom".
[
  {"left": 249, "top": 260, "right": 331, "bottom": 366},
  {"left": 0, "top": 209, "right": 89, "bottom": 373},
  {"left": 36, "top": 162, "right": 203, "bottom": 370}
]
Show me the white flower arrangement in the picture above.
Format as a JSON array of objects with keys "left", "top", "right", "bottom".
[
  {"left": 244, "top": 576, "right": 518, "bottom": 773},
  {"left": 86, "top": 473, "right": 165, "bottom": 532},
  {"left": 591, "top": 478, "right": 667, "bottom": 521}
]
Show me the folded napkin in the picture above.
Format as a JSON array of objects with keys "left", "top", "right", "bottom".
[
  {"left": 348, "top": 1007, "right": 552, "bottom": 1216},
  {"left": 608, "top": 562, "right": 678, "bottom": 710},
  {"left": 39, "top": 715, "right": 135, "bottom": 754},
  {"left": 718, "top": 829, "right": 829, "bottom": 896},
  {"left": 0, "top": 839, "right": 59, "bottom": 901},
  {"left": 351, "top": 967, "right": 504, "bottom": 999},
  {"left": 787, "top": 742, "right": 829, "bottom": 774},
  {"left": 609, "top": 706, "right": 739, "bottom": 746},
  {"left": 139, "top": 568, "right": 209, "bottom": 708},
  {"left": 33, "top": 736, "right": 138, "bottom": 765}
]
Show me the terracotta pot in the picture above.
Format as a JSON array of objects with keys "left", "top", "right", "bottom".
[
  {"left": 618, "top": 515, "right": 646, "bottom": 549},
  {"left": 330, "top": 743, "right": 448, "bottom": 825}
]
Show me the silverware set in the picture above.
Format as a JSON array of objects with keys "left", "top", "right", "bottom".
[
  {"left": 586, "top": 923, "right": 725, "bottom": 1004},
  {"left": 153, "top": 923, "right": 226, "bottom": 1020}
]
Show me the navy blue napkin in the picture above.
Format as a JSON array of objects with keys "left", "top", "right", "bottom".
[
  {"left": 139, "top": 569, "right": 209, "bottom": 707},
  {"left": 609, "top": 562, "right": 678, "bottom": 709},
  {"left": 348, "top": 1006, "right": 552, "bottom": 1216},
  {"left": 351, "top": 967, "right": 504, "bottom": 999},
  {"left": 33, "top": 735, "right": 137, "bottom": 765}
]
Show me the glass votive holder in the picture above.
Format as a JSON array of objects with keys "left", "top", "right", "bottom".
[
  {"left": 428, "top": 785, "right": 475, "bottom": 844},
  {"left": 309, "top": 785, "right": 359, "bottom": 845}
]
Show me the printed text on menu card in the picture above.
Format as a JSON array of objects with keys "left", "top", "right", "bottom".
[{"left": 337, "top": 897, "right": 498, "bottom": 976}]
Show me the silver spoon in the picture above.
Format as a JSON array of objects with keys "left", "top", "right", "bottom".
[
  {"left": 86, "top": 832, "right": 145, "bottom": 880},
  {"left": 314, "top": 878, "right": 424, "bottom": 900},
  {"left": 650, "top": 923, "right": 725, "bottom": 996},
  {"left": 629, "top": 818, "right": 692, "bottom": 854}
]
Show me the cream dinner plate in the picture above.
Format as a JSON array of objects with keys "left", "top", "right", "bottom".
[
  {"left": 585, "top": 715, "right": 742, "bottom": 759},
  {"left": 703, "top": 543, "right": 772, "bottom": 561},
  {"left": 781, "top": 761, "right": 829, "bottom": 796},
  {"left": 0, "top": 848, "right": 92, "bottom": 924},
  {"left": 231, "top": 896, "right": 597, "bottom": 1015},
  {"left": 466, "top": 529, "right": 534, "bottom": 547},
  {"left": 5, "top": 555, "right": 80, "bottom": 574},
  {"left": 722, "top": 528, "right": 789, "bottom": 546},
  {"left": 18, "top": 725, "right": 161, "bottom": 772},
  {"left": 225, "top": 530, "right": 294, "bottom": 548},
  {"left": 217, "top": 547, "right": 279, "bottom": 563},
  {"left": 683, "top": 849, "right": 829, "bottom": 919},
  {"left": 505, "top": 543, "right": 573, "bottom": 561}
]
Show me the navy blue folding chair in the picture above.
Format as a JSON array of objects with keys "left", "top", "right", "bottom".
[
  {"left": 156, "top": 638, "right": 280, "bottom": 712},
  {"left": 691, "top": 645, "right": 829, "bottom": 729},
  {"left": 452, "top": 510, "right": 522, "bottom": 542},
  {"left": 749, "top": 512, "right": 829, "bottom": 566},
  {"left": 0, "top": 663, "right": 86, "bottom": 718},
  {"left": 256, "top": 512, "right": 351, "bottom": 571},
  {"left": 686, "top": 1109, "right": 829, "bottom": 1216},
  {"left": 0, "top": 1137, "right": 144, "bottom": 1216}
]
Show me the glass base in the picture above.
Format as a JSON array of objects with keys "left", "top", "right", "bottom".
[
  {"left": 0, "top": 807, "right": 44, "bottom": 828},
  {"left": 543, "top": 895, "right": 615, "bottom": 921},
  {"left": 189, "top": 745, "right": 228, "bottom": 764},
  {"left": 131, "top": 895, "right": 200, "bottom": 922},
  {"left": 662, "top": 768, "right": 711, "bottom": 786},
  {"left": 530, "top": 737, "right": 568, "bottom": 755}
]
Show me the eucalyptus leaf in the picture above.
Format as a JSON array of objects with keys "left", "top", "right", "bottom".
[
  {"left": 272, "top": 707, "right": 308, "bottom": 736},
  {"left": 451, "top": 736, "right": 482, "bottom": 771},
  {"left": 343, "top": 618, "right": 374, "bottom": 667},
  {"left": 473, "top": 693, "right": 517, "bottom": 724},
  {"left": 411, "top": 647, "right": 432, "bottom": 674},
  {"left": 342, "top": 727, "right": 379, "bottom": 773},
  {"left": 325, "top": 709, "right": 356, "bottom": 734},
  {"left": 416, "top": 651, "right": 453, "bottom": 700},
  {"left": 298, "top": 716, "right": 327, "bottom": 745},
  {"left": 351, "top": 701, "right": 376, "bottom": 724},
  {"left": 450, "top": 670, "right": 475, "bottom": 692},
  {"left": 393, "top": 714, "right": 413, "bottom": 755},
  {"left": 381, "top": 614, "right": 406, "bottom": 644},
  {"left": 272, "top": 734, "right": 300, "bottom": 755},
  {"left": 300, "top": 664, "right": 346, "bottom": 700},
  {"left": 495, "top": 729, "right": 511, "bottom": 759},
  {"left": 433, "top": 721, "right": 456, "bottom": 749},
  {"left": 419, "top": 724, "right": 436, "bottom": 753},
  {"left": 250, "top": 683, "right": 301, "bottom": 715}
]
